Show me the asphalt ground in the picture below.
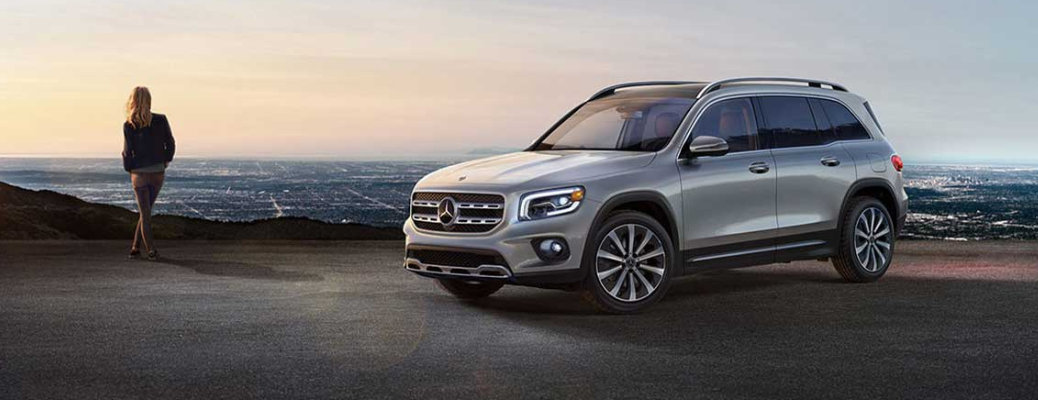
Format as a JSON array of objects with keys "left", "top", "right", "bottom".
[{"left": 1, "top": 240, "right": 1036, "bottom": 399}]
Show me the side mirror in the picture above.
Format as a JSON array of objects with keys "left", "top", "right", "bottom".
[{"left": 687, "top": 135, "right": 729, "bottom": 158}]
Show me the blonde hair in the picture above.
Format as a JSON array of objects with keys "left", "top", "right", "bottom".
[{"left": 125, "top": 86, "right": 153, "bottom": 129}]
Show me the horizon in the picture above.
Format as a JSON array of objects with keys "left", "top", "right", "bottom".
[
  {"left": 2, "top": 158, "right": 1036, "bottom": 241},
  {"left": 2, "top": 154, "right": 1038, "bottom": 168},
  {"left": 2, "top": 0, "right": 1036, "bottom": 161}
]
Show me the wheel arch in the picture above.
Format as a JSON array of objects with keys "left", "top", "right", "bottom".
[
  {"left": 838, "top": 179, "right": 900, "bottom": 235},
  {"left": 591, "top": 191, "right": 680, "bottom": 247},
  {"left": 578, "top": 191, "right": 682, "bottom": 281}
]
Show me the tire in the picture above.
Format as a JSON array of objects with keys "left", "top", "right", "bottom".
[
  {"left": 832, "top": 197, "right": 896, "bottom": 282},
  {"left": 434, "top": 279, "right": 505, "bottom": 299},
  {"left": 581, "top": 210, "right": 675, "bottom": 314}
]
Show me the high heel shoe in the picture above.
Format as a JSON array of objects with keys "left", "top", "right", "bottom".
[
  {"left": 147, "top": 250, "right": 159, "bottom": 261},
  {"left": 129, "top": 248, "right": 141, "bottom": 259}
]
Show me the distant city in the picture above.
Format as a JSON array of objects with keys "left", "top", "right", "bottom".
[{"left": 1, "top": 158, "right": 1036, "bottom": 240}]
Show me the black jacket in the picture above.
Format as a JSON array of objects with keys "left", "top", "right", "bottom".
[{"left": 122, "top": 113, "right": 176, "bottom": 172}]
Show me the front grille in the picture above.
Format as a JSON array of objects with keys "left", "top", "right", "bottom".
[
  {"left": 407, "top": 248, "right": 508, "bottom": 268},
  {"left": 411, "top": 192, "right": 505, "bottom": 233}
]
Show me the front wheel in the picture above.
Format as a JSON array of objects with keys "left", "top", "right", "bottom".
[
  {"left": 581, "top": 211, "right": 674, "bottom": 314},
  {"left": 832, "top": 197, "right": 896, "bottom": 282}
]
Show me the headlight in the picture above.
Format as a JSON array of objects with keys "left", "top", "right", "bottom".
[{"left": 519, "top": 187, "right": 585, "bottom": 221}]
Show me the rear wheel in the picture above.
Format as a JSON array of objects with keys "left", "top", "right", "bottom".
[
  {"left": 434, "top": 279, "right": 505, "bottom": 299},
  {"left": 832, "top": 197, "right": 895, "bottom": 282},
  {"left": 582, "top": 211, "right": 674, "bottom": 314}
]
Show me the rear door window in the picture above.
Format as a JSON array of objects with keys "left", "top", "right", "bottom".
[
  {"left": 819, "top": 99, "right": 871, "bottom": 141},
  {"left": 759, "top": 96, "right": 822, "bottom": 148},
  {"left": 808, "top": 99, "right": 837, "bottom": 145}
]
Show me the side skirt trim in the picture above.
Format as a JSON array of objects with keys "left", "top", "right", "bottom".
[
  {"left": 689, "top": 240, "right": 825, "bottom": 263},
  {"left": 689, "top": 245, "right": 772, "bottom": 263},
  {"left": 776, "top": 239, "right": 826, "bottom": 251}
]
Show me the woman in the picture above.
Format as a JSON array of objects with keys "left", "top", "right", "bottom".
[{"left": 121, "top": 86, "right": 175, "bottom": 260}]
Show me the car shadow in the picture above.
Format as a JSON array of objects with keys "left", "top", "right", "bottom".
[
  {"left": 460, "top": 267, "right": 832, "bottom": 316},
  {"left": 447, "top": 264, "right": 1038, "bottom": 349},
  {"left": 153, "top": 257, "right": 324, "bottom": 282}
]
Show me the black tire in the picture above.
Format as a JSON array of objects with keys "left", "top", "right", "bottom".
[
  {"left": 581, "top": 210, "right": 675, "bottom": 314},
  {"left": 832, "top": 196, "right": 896, "bottom": 282},
  {"left": 434, "top": 279, "right": 505, "bottom": 299}
]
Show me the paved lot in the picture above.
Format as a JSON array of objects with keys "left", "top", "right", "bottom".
[{"left": 0, "top": 240, "right": 1036, "bottom": 399}]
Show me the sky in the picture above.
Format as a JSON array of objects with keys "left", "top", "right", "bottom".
[{"left": 1, "top": 0, "right": 1036, "bottom": 162}]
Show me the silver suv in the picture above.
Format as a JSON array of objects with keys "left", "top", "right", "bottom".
[{"left": 404, "top": 77, "right": 907, "bottom": 313}]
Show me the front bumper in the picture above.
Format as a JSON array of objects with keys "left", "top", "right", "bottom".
[
  {"left": 404, "top": 245, "right": 512, "bottom": 279},
  {"left": 402, "top": 198, "right": 599, "bottom": 285}
]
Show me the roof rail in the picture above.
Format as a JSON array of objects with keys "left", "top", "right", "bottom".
[
  {"left": 696, "top": 77, "right": 848, "bottom": 99},
  {"left": 588, "top": 81, "right": 703, "bottom": 101}
]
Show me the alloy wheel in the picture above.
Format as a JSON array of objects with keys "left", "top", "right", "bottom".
[
  {"left": 854, "top": 207, "right": 892, "bottom": 272},
  {"left": 595, "top": 224, "right": 667, "bottom": 302}
]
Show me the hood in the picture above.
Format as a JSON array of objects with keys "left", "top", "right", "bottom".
[{"left": 417, "top": 151, "right": 656, "bottom": 189}]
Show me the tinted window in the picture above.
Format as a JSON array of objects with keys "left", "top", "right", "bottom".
[
  {"left": 820, "top": 99, "right": 871, "bottom": 140},
  {"left": 863, "top": 101, "right": 884, "bottom": 135},
  {"left": 808, "top": 99, "right": 837, "bottom": 145},
  {"left": 690, "top": 98, "right": 759, "bottom": 153},
  {"left": 759, "top": 96, "right": 822, "bottom": 148}
]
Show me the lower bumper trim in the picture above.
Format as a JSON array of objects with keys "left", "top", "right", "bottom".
[{"left": 404, "top": 258, "right": 512, "bottom": 279}]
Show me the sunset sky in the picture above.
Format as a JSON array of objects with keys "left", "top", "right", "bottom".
[{"left": 1, "top": 0, "right": 1035, "bottom": 162}]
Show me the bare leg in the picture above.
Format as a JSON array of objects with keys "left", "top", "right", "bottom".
[
  {"left": 148, "top": 175, "right": 164, "bottom": 254},
  {"left": 133, "top": 185, "right": 155, "bottom": 253},
  {"left": 150, "top": 174, "right": 164, "bottom": 208},
  {"left": 132, "top": 219, "right": 143, "bottom": 251},
  {"left": 130, "top": 173, "right": 142, "bottom": 252},
  {"left": 132, "top": 177, "right": 161, "bottom": 250}
]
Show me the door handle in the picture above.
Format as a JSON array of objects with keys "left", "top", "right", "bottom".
[
  {"left": 820, "top": 156, "right": 841, "bottom": 167},
  {"left": 748, "top": 162, "right": 770, "bottom": 174}
]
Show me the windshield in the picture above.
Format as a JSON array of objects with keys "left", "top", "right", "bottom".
[{"left": 534, "top": 96, "right": 695, "bottom": 151}]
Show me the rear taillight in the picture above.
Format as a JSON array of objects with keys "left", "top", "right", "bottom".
[{"left": 891, "top": 155, "right": 903, "bottom": 172}]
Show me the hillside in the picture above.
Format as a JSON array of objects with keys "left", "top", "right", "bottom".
[{"left": 0, "top": 181, "right": 403, "bottom": 240}]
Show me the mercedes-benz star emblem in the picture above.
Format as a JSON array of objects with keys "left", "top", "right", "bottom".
[{"left": 437, "top": 197, "right": 458, "bottom": 227}]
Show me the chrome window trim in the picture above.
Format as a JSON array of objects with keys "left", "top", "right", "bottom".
[
  {"left": 678, "top": 91, "right": 877, "bottom": 150},
  {"left": 750, "top": 92, "right": 877, "bottom": 142},
  {"left": 766, "top": 140, "right": 847, "bottom": 153}
]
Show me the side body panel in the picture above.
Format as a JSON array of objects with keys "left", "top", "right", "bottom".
[
  {"left": 772, "top": 142, "right": 857, "bottom": 237},
  {"left": 841, "top": 140, "right": 909, "bottom": 223},
  {"left": 677, "top": 150, "right": 778, "bottom": 269},
  {"left": 676, "top": 94, "right": 778, "bottom": 271},
  {"left": 769, "top": 142, "right": 856, "bottom": 257}
]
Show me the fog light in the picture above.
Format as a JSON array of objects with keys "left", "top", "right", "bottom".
[{"left": 533, "top": 237, "right": 570, "bottom": 263}]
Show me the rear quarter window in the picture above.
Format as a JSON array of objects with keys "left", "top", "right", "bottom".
[
  {"left": 863, "top": 101, "right": 885, "bottom": 136},
  {"left": 819, "top": 99, "right": 871, "bottom": 141}
]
